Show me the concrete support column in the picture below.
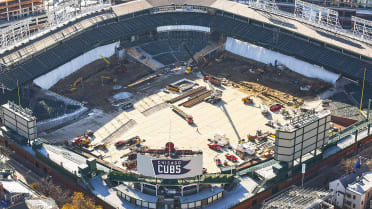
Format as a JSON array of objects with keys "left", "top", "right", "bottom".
[
  {"left": 181, "top": 186, "right": 184, "bottom": 197},
  {"left": 197, "top": 184, "right": 199, "bottom": 193},
  {"left": 155, "top": 185, "right": 158, "bottom": 196},
  {"left": 141, "top": 183, "right": 143, "bottom": 192}
]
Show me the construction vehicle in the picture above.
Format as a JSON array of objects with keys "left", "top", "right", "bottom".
[
  {"left": 121, "top": 103, "right": 133, "bottom": 111},
  {"left": 242, "top": 95, "right": 254, "bottom": 104},
  {"left": 167, "top": 84, "right": 180, "bottom": 92},
  {"left": 208, "top": 143, "right": 221, "bottom": 151},
  {"left": 199, "top": 54, "right": 208, "bottom": 65},
  {"left": 205, "top": 78, "right": 222, "bottom": 104},
  {"left": 72, "top": 135, "right": 91, "bottom": 148},
  {"left": 94, "top": 143, "right": 107, "bottom": 150},
  {"left": 100, "top": 76, "right": 117, "bottom": 86},
  {"left": 270, "top": 104, "right": 282, "bottom": 112},
  {"left": 225, "top": 154, "right": 238, "bottom": 162},
  {"left": 260, "top": 103, "right": 269, "bottom": 116},
  {"left": 69, "top": 77, "right": 83, "bottom": 92},
  {"left": 213, "top": 134, "right": 230, "bottom": 147},
  {"left": 203, "top": 75, "right": 221, "bottom": 86},
  {"left": 170, "top": 105, "right": 193, "bottom": 124},
  {"left": 185, "top": 66, "right": 192, "bottom": 74},
  {"left": 215, "top": 52, "right": 226, "bottom": 63},
  {"left": 99, "top": 54, "right": 111, "bottom": 65},
  {"left": 265, "top": 120, "right": 275, "bottom": 128},
  {"left": 216, "top": 158, "right": 222, "bottom": 167},
  {"left": 115, "top": 136, "right": 140, "bottom": 148}
]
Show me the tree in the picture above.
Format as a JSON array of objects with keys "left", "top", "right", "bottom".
[
  {"left": 32, "top": 177, "right": 71, "bottom": 206},
  {"left": 62, "top": 192, "right": 102, "bottom": 209},
  {"left": 341, "top": 158, "right": 357, "bottom": 174}
]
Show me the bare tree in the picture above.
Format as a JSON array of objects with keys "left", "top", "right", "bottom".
[
  {"left": 33, "top": 177, "right": 71, "bottom": 206},
  {"left": 341, "top": 158, "right": 357, "bottom": 174}
]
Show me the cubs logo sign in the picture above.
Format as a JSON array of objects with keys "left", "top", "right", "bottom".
[{"left": 152, "top": 160, "right": 191, "bottom": 175}]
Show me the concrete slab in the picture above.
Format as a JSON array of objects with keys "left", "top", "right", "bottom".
[{"left": 91, "top": 78, "right": 288, "bottom": 173}]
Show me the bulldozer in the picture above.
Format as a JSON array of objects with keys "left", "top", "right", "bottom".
[
  {"left": 100, "top": 76, "right": 117, "bottom": 86},
  {"left": 69, "top": 77, "right": 83, "bottom": 92}
]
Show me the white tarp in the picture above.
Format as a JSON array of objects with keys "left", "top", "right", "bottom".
[
  {"left": 225, "top": 37, "right": 340, "bottom": 84},
  {"left": 157, "top": 25, "right": 210, "bottom": 33},
  {"left": 34, "top": 41, "right": 120, "bottom": 89}
]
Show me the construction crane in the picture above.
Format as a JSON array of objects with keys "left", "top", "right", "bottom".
[
  {"left": 99, "top": 54, "right": 111, "bottom": 65},
  {"left": 69, "top": 77, "right": 83, "bottom": 92}
]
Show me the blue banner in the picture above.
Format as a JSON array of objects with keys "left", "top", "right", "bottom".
[{"left": 152, "top": 159, "right": 191, "bottom": 175}]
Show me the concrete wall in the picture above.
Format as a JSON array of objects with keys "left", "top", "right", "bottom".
[
  {"left": 33, "top": 41, "right": 120, "bottom": 90},
  {"left": 225, "top": 37, "right": 340, "bottom": 84}
]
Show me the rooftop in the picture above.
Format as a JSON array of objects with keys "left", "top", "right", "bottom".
[
  {"left": 347, "top": 171, "right": 372, "bottom": 195},
  {"left": 0, "top": 179, "right": 38, "bottom": 197},
  {"left": 278, "top": 110, "right": 331, "bottom": 132},
  {"left": 262, "top": 186, "right": 332, "bottom": 209}
]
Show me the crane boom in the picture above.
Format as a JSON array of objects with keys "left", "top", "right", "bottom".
[{"left": 99, "top": 54, "right": 111, "bottom": 65}]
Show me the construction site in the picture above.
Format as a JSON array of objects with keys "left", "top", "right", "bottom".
[
  {"left": 2, "top": 1, "right": 372, "bottom": 208},
  {"left": 39, "top": 40, "right": 335, "bottom": 174}
]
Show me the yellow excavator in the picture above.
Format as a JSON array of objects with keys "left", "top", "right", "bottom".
[
  {"left": 215, "top": 52, "right": 226, "bottom": 63},
  {"left": 100, "top": 76, "right": 117, "bottom": 86},
  {"left": 69, "top": 77, "right": 83, "bottom": 92},
  {"left": 199, "top": 54, "right": 208, "bottom": 64}
]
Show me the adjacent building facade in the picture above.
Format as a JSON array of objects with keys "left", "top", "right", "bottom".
[{"left": 329, "top": 168, "right": 372, "bottom": 209}]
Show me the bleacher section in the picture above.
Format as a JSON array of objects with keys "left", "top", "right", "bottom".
[
  {"left": 140, "top": 31, "right": 209, "bottom": 65},
  {"left": 1, "top": 11, "right": 372, "bottom": 90}
]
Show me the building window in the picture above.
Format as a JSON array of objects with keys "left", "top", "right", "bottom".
[
  {"left": 346, "top": 193, "right": 351, "bottom": 198},
  {"left": 345, "top": 200, "right": 352, "bottom": 206},
  {"left": 353, "top": 203, "right": 355, "bottom": 208},
  {"left": 353, "top": 195, "right": 355, "bottom": 199},
  {"left": 361, "top": 201, "right": 363, "bottom": 205}
]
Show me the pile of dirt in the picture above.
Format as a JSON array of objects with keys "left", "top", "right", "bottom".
[{"left": 50, "top": 56, "right": 153, "bottom": 112}]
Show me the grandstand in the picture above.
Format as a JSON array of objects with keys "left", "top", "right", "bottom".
[
  {"left": 139, "top": 31, "right": 210, "bottom": 65},
  {"left": 0, "top": 0, "right": 372, "bottom": 91}
]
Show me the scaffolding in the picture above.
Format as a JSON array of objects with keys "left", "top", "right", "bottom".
[
  {"left": 352, "top": 16, "right": 372, "bottom": 43},
  {"left": 294, "top": 0, "right": 342, "bottom": 30},
  {"left": 0, "top": 0, "right": 111, "bottom": 51},
  {"left": 233, "top": 0, "right": 372, "bottom": 45}
]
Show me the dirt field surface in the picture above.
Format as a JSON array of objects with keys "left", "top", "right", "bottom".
[
  {"left": 50, "top": 56, "right": 153, "bottom": 112},
  {"left": 203, "top": 53, "right": 331, "bottom": 99}
]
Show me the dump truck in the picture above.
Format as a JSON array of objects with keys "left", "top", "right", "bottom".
[
  {"left": 203, "top": 75, "right": 221, "bottom": 86},
  {"left": 171, "top": 105, "right": 193, "bottom": 124}
]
